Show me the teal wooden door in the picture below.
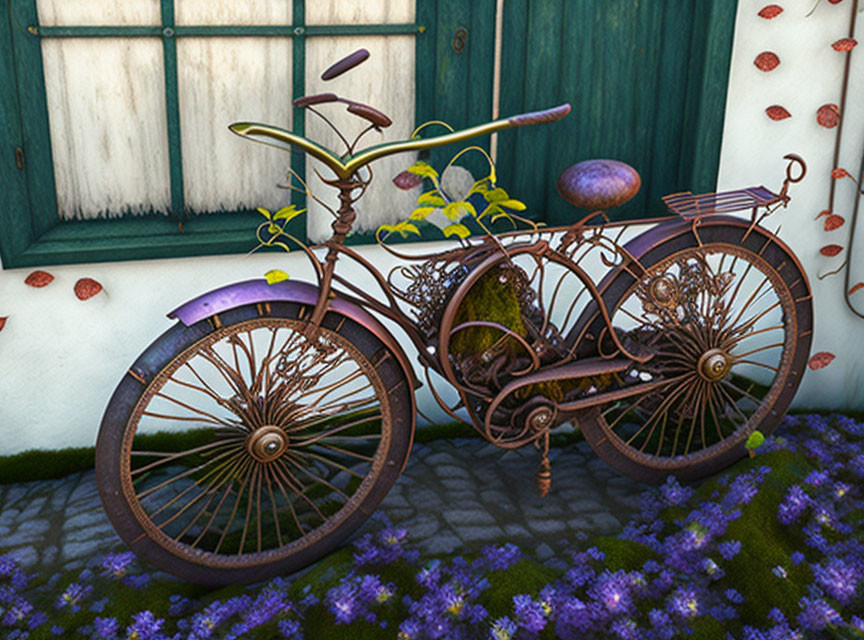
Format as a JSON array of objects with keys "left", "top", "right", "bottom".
[{"left": 496, "top": 0, "right": 736, "bottom": 225}]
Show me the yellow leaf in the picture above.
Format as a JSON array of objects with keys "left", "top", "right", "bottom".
[
  {"left": 257, "top": 207, "right": 272, "bottom": 219},
  {"left": 417, "top": 191, "right": 447, "bottom": 207},
  {"left": 498, "top": 199, "right": 527, "bottom": 211},
  {"left": 265, "top": 269, "right": 290, "bottom": 284},
  {"left": 468, "top": 179, "right": 491, "bottom": 196},
  {"left": 407, "top": 161, "right": 439, "bottom": 179},
  {"left": 409, "top": 207, "right": 436, "bottom": 221},
  {"left": 443, "top": 200, "right": 477, "bottom": 221},
  {"left": 442, "top": 223, "right": 472, "bottom": 239},
  {"left": 484, "top": 188, "right": 510, "bottom": 204},
  {"left": 273, "top": 205, "right": 305, "bottom": 221},
  {"left": 395, "top": 221, "right": 421, "bottom": 237},
  {"left": 267, "top": 223, "right": 280, "bottom": 234}
]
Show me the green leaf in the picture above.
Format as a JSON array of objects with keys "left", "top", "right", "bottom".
[
  {"left": 409, "top": 207, "right": 436, "bottom": 221},
  {"left": 442, "top": 223, "right": 471, "bottom": 239},
  {"left": 256, "top": 207, "right": 272, "bottom": 219},
  {"left": 417, "top": 191, "right": 447, "bottom": 207},
  {"left": 745, "top": 430, "right": 765, "bottom": 450},
  {"left": 442, "top": 200, "right": 477, "bottom": 221},
  {"left": 407, "top": 161, "right": 439, "bottom": 179},
  {"left": 265, "top": 269, "right": 290, "bottom": 285}
]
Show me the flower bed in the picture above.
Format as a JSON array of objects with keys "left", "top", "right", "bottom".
[{"left": 1, "top": 413, "right": 862, "bottom": 639}]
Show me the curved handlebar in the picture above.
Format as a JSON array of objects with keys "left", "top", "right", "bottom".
[
  {"left": 229, "top": 102, "right": 571, "bottom": 180},
  {"left": 508, "top": 104, "right": 572, "bottom": 127}
]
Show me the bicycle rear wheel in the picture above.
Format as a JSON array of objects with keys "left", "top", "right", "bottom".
[
  {"left": 96, "top": 302, "right": 412, "bottom": 586},
  {"left": 577, "top": 222, "right": 812, "bottom": 484}
]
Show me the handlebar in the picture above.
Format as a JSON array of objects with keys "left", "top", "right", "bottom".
[{"left": 229, "top": 103, "right": 571, "bottom": 180}]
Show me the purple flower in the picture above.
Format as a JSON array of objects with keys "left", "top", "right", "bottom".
[
  {"left": 667, "top": 587, "right": 699, "bottom": 618},
  {"left": 278, "top": 619, "right": 302, "bottom": 639},
  {"left": 512, "top": 594, "right": 546, "bottom": 633},
  {"left": 589, "top": 570, "right": 634, "bottom": 614},
  {"left": 718, "top": 540, "right": 741, "bottom": 560},
  {"left": 767, "top": 608, "right": 786, "bottom": 624},
  {"left": 797, "top": 597, "right": 841, "bottom": 631},
  {"left": 100, "top": 552, "right": 135, "bottom": 578},
  {"left": 777, "top": 485, "right": 810, "bottom": 525},
  {"left": 489, "top": 616, "right": 516, "bottom": 640},
  {"left": 724, "top": 588, "right": 745, "bottom": 604},
  {"left": 124, "top": 611, "right": 165, "bottom": 640},
  {"left": 814, "top": 557, "right": 859, "bottom": 605},
  {"left": 56, "top": 582, "right": 92, "bottom": 612},
  {"left": 790, "top": 551, "right": 805, "bottom": 565},
  {"left": 659, "top": 476, "right": 694, "bottom": 506},
  {"left": 92, "top": 616, "right": 119, "bottom": 639},
  {"left": 610, "top": 617, "right": 640, "bottom": 640},
  {"left": 482, "top": 543, "right": 522, "bottom": 571},
  {"left": 0, "top": 554, "right": 19, "bottom": 578},
  {"left": 27, "top": 610, "right": 48, "bottom": 631}
]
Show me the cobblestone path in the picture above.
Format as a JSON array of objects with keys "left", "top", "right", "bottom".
[{"left": 0, "top": 437, "right": 651, "bottom": 576}]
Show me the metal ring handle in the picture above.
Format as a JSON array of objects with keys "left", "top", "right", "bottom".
[{"left": 783, "top": 153, "right": 806, "bottom": 183}]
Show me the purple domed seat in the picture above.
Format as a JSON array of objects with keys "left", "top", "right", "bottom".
[{"left": 557, "top": 159, "right": 641, "bottom": 211}]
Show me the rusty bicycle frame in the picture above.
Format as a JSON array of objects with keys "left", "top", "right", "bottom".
[{"left": 97, "top": 48, "right": 814, "bottom": 586}]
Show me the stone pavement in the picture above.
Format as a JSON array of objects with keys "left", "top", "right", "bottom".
[{"left": 0, "top": 437, "right": 651, "bottom": 577}]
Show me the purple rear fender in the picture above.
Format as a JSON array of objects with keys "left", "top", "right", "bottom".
[{"left": 167, "top": 278, "right": 420, "bottom": 391}]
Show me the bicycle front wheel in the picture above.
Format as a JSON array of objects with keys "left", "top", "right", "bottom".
[
  {"left": 96, "top": 302, "right": 412, "bottom": 586},
  {"left": 578, "top": 222, "right": 812, "bottom": 484}
]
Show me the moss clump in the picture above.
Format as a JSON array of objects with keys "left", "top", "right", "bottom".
[
  {"left": 0, "top": 447, "right": 95, "bottom": 485},
  {"left": 591, "top": 536, "right": 660, "bottom": 572},
  {"left": 449, "top": 266, "right": 527, "bottom": 357},
  {"left": 482, "top": 557, "right": 564, "bottom": 621},
  {"left": 712, "top": 450, "right": 817, "bottom": 625}
]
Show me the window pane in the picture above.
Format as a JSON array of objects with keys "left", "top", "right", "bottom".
[
  {"left": 305, "top": 36, "right": 416, "bottom": 240},
  {"left": 42, "top": 38, "right": 171, "bottom": 219},
  {"left": 37, "top": 0, "right": 160, "bottom": 26},
  {"left": 306, "top": 0, "right": 413, "bottom": 25},
  {"left": 176, "top": 0, "right": 292, "bottom": 26},
  {"left": 178, "top": 37, "right": 294, "bottom": 215}
]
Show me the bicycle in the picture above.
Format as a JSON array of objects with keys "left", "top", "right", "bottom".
[{"left": 96, "top": 49, "right": 812, "bottom": 586}]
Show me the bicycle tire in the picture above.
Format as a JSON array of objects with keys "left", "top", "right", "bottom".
[{"left": 96, "top": 301, "right": 412, "bottom": 586}]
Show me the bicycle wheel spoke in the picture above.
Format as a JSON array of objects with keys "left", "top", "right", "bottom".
[
  {"left": 131, "top": 437, "right": 242, "bottom": 476},
  {"left": 284, "top": 452, "right": 350, "bottom": 502},
  {"left": 135, "top": 446, "right": 240, "bottom": 500}
]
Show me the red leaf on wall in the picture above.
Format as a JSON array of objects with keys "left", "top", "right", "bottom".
[
  {"left": 824, "top": 214, "right": 845, "bottom": 231},
  {"left": 831, "top": 168, "right": 850, "bottom": 179},
  {"left": 820, "top": 244, "right": 843, "bottom": 257},
  {"left": 849, "top": 282, "right": 864, "bottom": 295},
  {"left": 815, "top": 209, "right": 831, "bottom": 219},
  {"left": 0, "top": 317, "right": 6, "bottom": 333},
  {"left": 758, "top": 4, "right": 784, "bottom": 18},
  {"left": 754, "top": 52, "right": 780, "bottom": 71},
  {"left": 25, "top": 270, "right": 54, "bottom": 287},
  {"left": 765, "top": 105, "right": 791, "bottom": 120},
  {"left": 393, "top": 171, "right": 423, "bottom": 190},
  {"left": 817, "top": 104, "right": 840, "bottom": 128},
  {"left": 808, "top": 352, "right": 835, "bottom": 370},
  {"left": 832, "top": 38, "right": 858, "bottom": 52},
  {"left": 74, "top": 278, "right": 103, "bottom": 301}
]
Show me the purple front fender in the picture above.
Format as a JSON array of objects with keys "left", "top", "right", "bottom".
[{"left": 167, "top": 278, "right": 420, "bottom": 391}]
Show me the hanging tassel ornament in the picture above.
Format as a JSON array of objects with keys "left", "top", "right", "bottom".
[{"left": 534, "top": 433, "right": 552, "bottom": 497}]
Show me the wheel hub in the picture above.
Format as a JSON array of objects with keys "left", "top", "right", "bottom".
[
  {"left": 698, "top": 348, "right": 731, "bottom": 382},
  {"left": 247, "top": 425, "right": 289, "bottom": 462}
]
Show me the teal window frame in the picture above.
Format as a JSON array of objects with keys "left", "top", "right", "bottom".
[{"left": 0, "top": 0, "right": 426, "bottom": 268}]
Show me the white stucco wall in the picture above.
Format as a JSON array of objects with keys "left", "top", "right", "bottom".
[
  {"left": 1, "top": 0, "right": 863, "bottom": 455},
  {"left": 716, "top": 0, "right": 864, "bottom": 408}
]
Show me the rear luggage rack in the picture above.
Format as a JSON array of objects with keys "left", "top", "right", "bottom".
[{"left": 663, "top": 186, "right": 785, "bottom": 220}]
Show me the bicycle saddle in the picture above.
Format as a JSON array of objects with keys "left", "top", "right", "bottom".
[{"left": 557, "top": 159, "right": 641, "bottom": 211}]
